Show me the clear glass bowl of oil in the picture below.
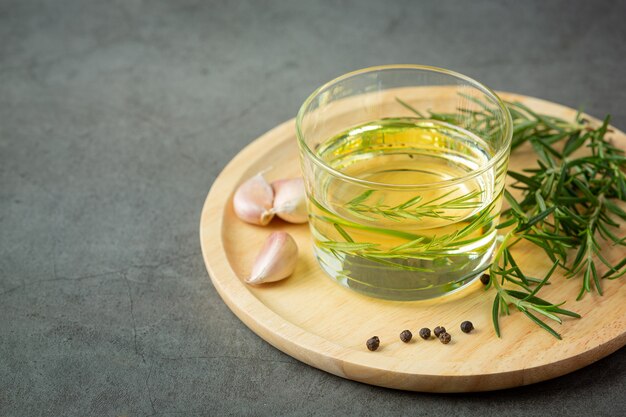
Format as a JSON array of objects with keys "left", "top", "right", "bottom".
[{"left": 296, "top": 65, "right": 512, "bottom": 300}]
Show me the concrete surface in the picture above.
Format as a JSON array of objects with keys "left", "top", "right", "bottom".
[{"left": 1, "top": 0, "right": 625, "bottom": 416}]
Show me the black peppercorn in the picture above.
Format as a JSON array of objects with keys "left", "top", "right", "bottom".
[
  {"left": 366, "top": 336, "right": 380, "bottom": 351},
  {"left": 480, "top": 273, "right": 490, "bottom": 285},
  {"left": 433, "top": 326, "right": 446, "bottom": 338},
  {"left": 439, "top": 332, "right": 452, "bottom": 344},
  {"left": 400, "top": 330, "right": 412, "bottom": 343},
  {"left": 418, "top": 328, "right": 431, "bottom": 340},
  {"left": 460, "top": 321, "right": 474, "bottom": 333}
]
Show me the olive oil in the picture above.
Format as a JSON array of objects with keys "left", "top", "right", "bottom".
[{"left": 308, "top": 118, "right": 506, "bottom": 300}]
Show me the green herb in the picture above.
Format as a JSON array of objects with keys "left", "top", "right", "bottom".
[
  {"left": 316, "top": 208, "right": 495, "bottom": 268},
  {"left": 490, "top": 113, "right": 625, "bottom": 339},
  {"left": 399, "top": 97, "right": 626, "bottom": 339},
  {"left": 310, "top": 192, "right": 497, "bottom": 272},
  {"left": 346, "top": 189, "right": 484, "bottom": 222}
]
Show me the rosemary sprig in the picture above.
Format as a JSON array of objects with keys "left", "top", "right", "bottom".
[
  {"left": 312, "top": 195, "right": 497, "bottom": 271},
  {"left": 346, "top": 189, "right": 483, "bottom": 221},
  {"left": 399, "top": 97, "right": 626, "bottom": 339}
]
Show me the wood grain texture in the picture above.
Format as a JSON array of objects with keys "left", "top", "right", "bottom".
[{"left": 199, "top": 92, "right": 626, "bottom": 392}]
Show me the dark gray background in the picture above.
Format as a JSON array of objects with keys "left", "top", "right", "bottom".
[{"left": 1, "top": 0, "right": 625, "bottom": 416}]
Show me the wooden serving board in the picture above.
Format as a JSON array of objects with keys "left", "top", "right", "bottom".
[{"left": 199, "top": 93, "right": 626, "bottom": 392}]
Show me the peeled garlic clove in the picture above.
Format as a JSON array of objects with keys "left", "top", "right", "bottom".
[
  {"left": 233, "top": 172, "right": 274, "bottom": 225},
  {"left": 246, "top": 231, "right": 298, "bottom": 284},
  {"left": 271, "top": 178, "right": 308, "bottom": 224}
]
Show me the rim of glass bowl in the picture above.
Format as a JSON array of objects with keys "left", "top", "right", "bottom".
[{"left": 295, "top": 64, "right": 513, "bottom": 190}]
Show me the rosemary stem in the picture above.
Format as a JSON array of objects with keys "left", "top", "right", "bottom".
[
  {"left": 490, "top": 230, "right": 517, "bottom": 304},
  {"left": 587, "top": 193, "right": 605, "bottom": 232}
]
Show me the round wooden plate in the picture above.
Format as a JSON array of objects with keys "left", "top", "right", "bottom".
[{"left": 199, "top": 92, "right": 626, "bottom": 392}]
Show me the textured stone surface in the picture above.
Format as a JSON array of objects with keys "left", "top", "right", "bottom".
[{"left": 1, "top": 0, "right": 625, "bottom": 416}]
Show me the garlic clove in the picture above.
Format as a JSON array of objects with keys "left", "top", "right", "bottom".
[
  {"left": 246, "top": 231, "right": 298, "bottom": 284},
  {"left": 271, "top": 178, "right": 308, "bottom": 224},
  {"left": 233, "top": 172, "right": 274, "bottom": 225}
]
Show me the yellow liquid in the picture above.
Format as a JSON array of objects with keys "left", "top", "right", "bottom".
[{"left": 309, "top": 118, "right": 506, "bottom": 300}]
